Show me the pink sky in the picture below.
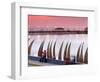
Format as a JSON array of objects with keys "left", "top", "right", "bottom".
[{"left": 28, "top": 15, "right": 88, "bottom": 30}]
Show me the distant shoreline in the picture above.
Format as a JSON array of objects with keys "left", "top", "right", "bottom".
[{"left": 28, "top": 30, "right": 88, "bottom": 35}]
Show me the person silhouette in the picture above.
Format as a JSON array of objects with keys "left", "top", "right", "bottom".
[{"left": 40, "top": 50, "right": 47, "bottom": 62}]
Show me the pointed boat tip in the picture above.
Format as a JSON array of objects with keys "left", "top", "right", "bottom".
[
  {"left": 62, "top": 41, "right": 64, "bottom": 43},
  {"left": 69, "top": 42, "right": 71, "bottom": 45},
  {"left": 82, "top": 42, "right": 84, "bottom": 45}
]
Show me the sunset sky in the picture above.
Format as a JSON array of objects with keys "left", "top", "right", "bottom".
[{"left": 28, "top": 15, "right": 88, "bottom": 30}]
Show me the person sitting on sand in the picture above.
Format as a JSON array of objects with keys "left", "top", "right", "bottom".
[
  {"left": 40, "top": 50, "right": 47, "bottom": 62},
  {"left": 64, "top": 58, "right": 70, "bottom": 65}
]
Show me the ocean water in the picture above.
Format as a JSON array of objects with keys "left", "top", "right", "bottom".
[{"left": 28, "top": 34, "right": 88, "bottom": 61}]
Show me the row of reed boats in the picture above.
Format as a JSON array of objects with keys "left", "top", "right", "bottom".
[{"left": 28, "top": 40, "right": 88, "bottom": 64}]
